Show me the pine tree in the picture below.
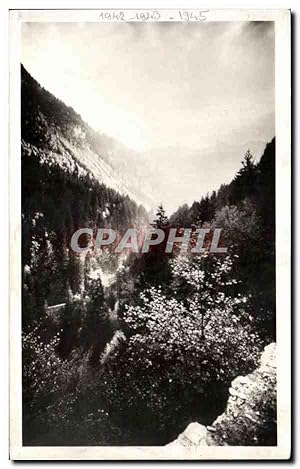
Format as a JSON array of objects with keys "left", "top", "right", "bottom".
[
  {"left": 198, "top": 195, "right": 211, "bottom": 223},
  {"left": 80, "top": 277, "right": 113, "bottom": 364},
  {"left": 67, "top": 251, "right": 82, "bottom": 294},
  {"left": 152, "top": 204, "right": 169, "bottom": 229},
  {"left": 242, "top": 149, "right": 255, "bottom": 169},
  {"left": 230, "top": 149, "right": 257, "bottom": 204},
  {"left": 84, "top": 252, "right": 92, "bottom": 290}
]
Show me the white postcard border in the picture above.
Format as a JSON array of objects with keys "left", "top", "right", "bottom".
[{"left": 9, "top": 8, "right": 291, "bottom": 460}]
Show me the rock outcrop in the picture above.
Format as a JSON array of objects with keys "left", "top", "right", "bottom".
[{"left": 167, "top": 343, "right": 276, "bottom": 447}]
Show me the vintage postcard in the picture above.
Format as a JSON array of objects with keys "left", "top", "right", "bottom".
[{"left": 9, "top": 9, "right": 291, "bottom": 460}]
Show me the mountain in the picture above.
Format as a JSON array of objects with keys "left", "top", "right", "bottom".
[
  {"left": 21, "top": 64, "right": 149, "bottom": 319},
  {"left": 21, "top": 64, "right": 270, "bottom": 216},
  {"left": 21, "top": 64, "right": 155, "bottom": 210}
]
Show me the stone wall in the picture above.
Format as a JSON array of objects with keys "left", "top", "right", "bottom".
[{"left": 167, "top": 343, "right": 276, "bottom": 447}]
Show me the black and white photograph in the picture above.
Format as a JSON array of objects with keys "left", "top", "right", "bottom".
[{"left": 8, "top": 8, "right": 291, "bottom": 460}]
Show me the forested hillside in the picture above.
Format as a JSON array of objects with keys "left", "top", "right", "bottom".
[
  {"left": 22, "top": 63, "right": 148, "bottom": 322},
  {"left": 169, "top": 140, "right": 276, "bottom": 339},
  {"left": 22, "top": 64, "right": 276, "bottom": 446}
]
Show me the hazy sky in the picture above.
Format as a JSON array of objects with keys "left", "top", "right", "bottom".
[{"left": 22, "top": 21, "right": 274, "bottom": 153}]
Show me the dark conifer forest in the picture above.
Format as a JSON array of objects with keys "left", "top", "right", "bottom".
[{"left": 22, "top": 65, "right": 276, "bottom": 446}]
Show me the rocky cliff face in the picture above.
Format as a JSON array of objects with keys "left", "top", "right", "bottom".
[
  {"left": 21, "top": 64, "right": 155, "bottom": 210},
  {"left": 167, "top": 343, "right": 276, "bottom": 447}
]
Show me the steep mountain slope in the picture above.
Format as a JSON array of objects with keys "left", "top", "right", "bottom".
[
  {"left": 21, "top": 64, "right": 149, "bottom": 322},
  {"left": 21, "top": 64, "right": 155, "bottom": 210}
]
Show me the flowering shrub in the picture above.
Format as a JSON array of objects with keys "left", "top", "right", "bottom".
[
  {"left": 23, "top": 325, "right": 127, "bottom": 445},
  {"left": 101, "top": 253, "right": 262, "bottom": 442},
  {"left": 23, "top": 327, "right": 88, "bottom": 443},
  {"left": 23, "top": 328, "right": 63, "bottom": 411},
  {"left": 171, "top": 253, "right": 250, "bottom": 336}
]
